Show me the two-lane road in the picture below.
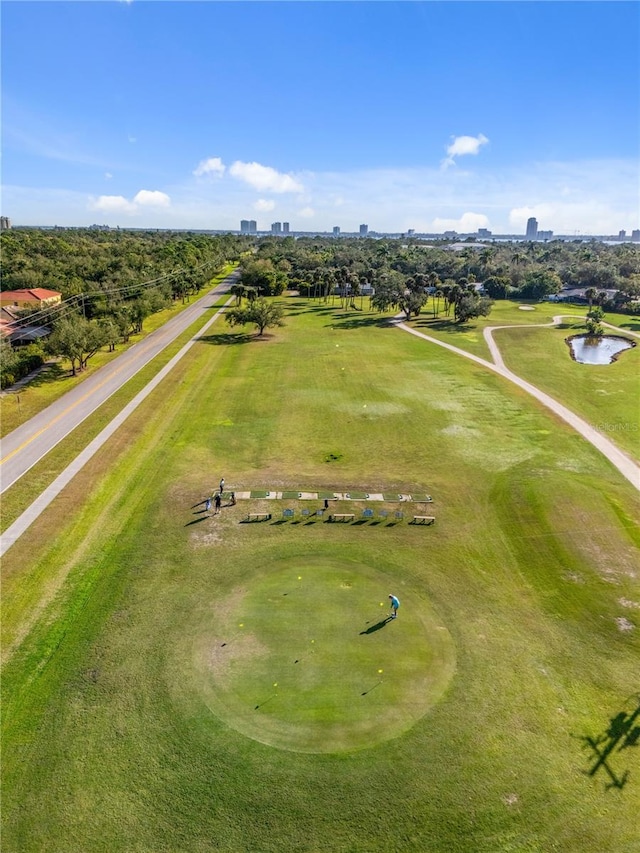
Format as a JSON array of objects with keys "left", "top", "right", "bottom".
[{"left": 1, "top": 271, "right": 238, "bottom": 495}]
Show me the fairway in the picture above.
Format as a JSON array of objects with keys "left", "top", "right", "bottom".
[
  {"left": 2, "top": 298, "right": 639, "bottom": 853},
  {"left": 190, "top": 556, "right": 455, "bottom": 752}
]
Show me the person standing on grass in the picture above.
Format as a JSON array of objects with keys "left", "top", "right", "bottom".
[
  {"left": 389, "top": 594, "right": 400, "bottom": 619},
  {"left": 230, "top": 492, "right": 236, "bottom": 505},
  {"left": 214, "top": 493, "right": 222, "bottom": 514},
  {"left": 205, "top": 496, "right": 212, "bottom": 513},
  {"left": 219, "top": 477, "right": 225, "bottom": 494}
]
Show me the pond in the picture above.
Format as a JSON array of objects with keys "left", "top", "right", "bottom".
[{"left": 567, "top": 334, "right": 635, "bottom": 365}]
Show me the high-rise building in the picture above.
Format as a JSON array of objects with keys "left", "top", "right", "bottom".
[
  {"left": 240, "top": 219, "right": 250, "bottom": 234},
  {"left": 526, "top": 217, "right": 538, "bottom": 239},
  {"left": 632, "top": 230, "right": 640, "bottom": 242},
  {"left": 618, "top": 230, "right": 627, "bottom": 240},
  {"left": 333, "top": 226, "right": 340, "bottom": 237},
  {"left": 283, "top": 222, "right": 290, "bottom": 234},
  {"left": 0, "top": 216, "right": 11, "bottom": 230},
  {"left": 359, "top": 224, "right": 368, "bottom": 236},
  {"left": 271, "top": 222, "right": 282, "bottom": 234},
  {"left": 249, "top": 220, "right": 257, "bottom": 234}
]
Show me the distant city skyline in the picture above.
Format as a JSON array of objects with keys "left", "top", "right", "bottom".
[{"left": 2, "top": 2, "right": 638, "bottom": 234}]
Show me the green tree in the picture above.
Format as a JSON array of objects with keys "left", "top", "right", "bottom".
[
  {"left": 47, "top": 315, "right": 107, "bottom": 375},
  {"left": 240, "top": 259, "right": 286, "bottom": 296},
  {"left": 225, "top": 298, "right": 286, "bottom": 336},
  {"left": 370, "top": 272, "right": 426, "bottom": 319},
  {"left": 483, "top": 275, "right": 511, "bottom": 300},
  {"left": 585, "top": 306, "right": 605, "bottom": 337},
  {"left": 519, "top": 270, "right": 562, "bottom": 300},
  {"left": 454, "top": 294, "right": 494, "bottom": 323}
]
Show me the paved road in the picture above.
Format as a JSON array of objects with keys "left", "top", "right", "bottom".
[
  {"left": 0, "top": 271, "right": 238, "bottom": 495},
  {"left": 395, "top": 317, "right": 640, "bottom": 492}
]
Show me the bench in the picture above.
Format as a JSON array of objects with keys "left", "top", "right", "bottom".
[
  {"left": 411, "top": 516, "right": 435, "bottom": 525},
  {"left": 247, "top": 512, "right": 272, "bottom": 522},
  {"left": 330, "top": 513, "right": 355, "bottom": 522}
]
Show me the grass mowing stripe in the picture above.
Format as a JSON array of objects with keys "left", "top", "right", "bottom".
[
  {"left": 0, "top": 291, "right": 233, "bottom": 534},
  {"left": 2, "top": 296, "right": 639, "bottom": 852}
]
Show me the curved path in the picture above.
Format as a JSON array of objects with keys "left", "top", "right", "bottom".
[
  {"left": 0, "top": 271, "right": 238, "bottom": 495},
  {"left": 484, "top": 314, "right": 640, "bottom": 370},
  {"left": 0, "top": 278, "right": 237, "bottom": 556},
  {"left": 394, "top": 316, "right": 640, "bottom": 492}
]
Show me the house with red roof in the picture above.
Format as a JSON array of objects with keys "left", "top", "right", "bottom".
[{"left": 0, "top": 288, "right": 62, "bottom": 309}]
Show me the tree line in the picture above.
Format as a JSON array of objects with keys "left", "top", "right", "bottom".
[
  {"left": 233, "top": 236, "right": 639, "bottom": 327},
  {"left": 1, "top": 229, "right": 247, "bottom": 387}
]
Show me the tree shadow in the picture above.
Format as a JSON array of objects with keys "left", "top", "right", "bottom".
[
  {"left": 23, "top": 361, "right": 69, "bottom": 387},
  {"left": 619, "top": 321, "right": 640, "bottom": 332},
  {"left": 413, "top": 318, "right": 475, "bottom": 334},
  {"left": 197, "top": 332, "right": 255, "bottom": 346},
  {"left": 325, "top": 315, "right": 391, "bottom": 330},
  {"left": 577, "top": 694, "right": 640, "bottom": 790},
  {"left": 360, "top": 617, "right": 392, "bottom": 635}
]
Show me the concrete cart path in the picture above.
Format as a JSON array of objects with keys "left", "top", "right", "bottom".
[
  {"left": 483, "top": 314, "right": 640, "bottom": 371},
  {"left": 0, "top": 271, "right": 238, "bottom": 495},
  {"left": 394, "top": 317, "right": 640, "bottom": 493},
  {"left": 1, "top": 291, "right": 235, "bottom": 556}
]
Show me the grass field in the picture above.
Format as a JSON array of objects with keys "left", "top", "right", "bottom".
[
  {"left": 2, "top": 298, "right": 639, "bottom": 852},
  {"left": 0, "top": 265, "right": 235, "bottom": 438},
  {"left": 408, "top": 299, "right": 640, "bottom": 459}
]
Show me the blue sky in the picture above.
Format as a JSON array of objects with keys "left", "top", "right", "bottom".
[{"left": 2, "top": 1, "right": 638, "bottom": 234}]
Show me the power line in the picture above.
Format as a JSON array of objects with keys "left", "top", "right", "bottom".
[{"left": 4, "top": 260, "right": 219, "bottom": 332}]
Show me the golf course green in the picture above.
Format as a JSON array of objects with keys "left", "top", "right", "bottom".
[
  {"left": 187, "top": 556, "right": 455, "bottom": 752},
  {"left": 2, "top": 296, "right": 639, "bottom": 852}
]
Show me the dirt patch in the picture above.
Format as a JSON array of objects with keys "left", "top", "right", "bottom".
[
  {"left": 615, "top": 616, "right": 635, "bottom": 632},
  {"left": 208, "top": 632, "right": 269, "bottom": 678},
  {"left": 192, "top": 530, "right": 223, "bottom": 548}
]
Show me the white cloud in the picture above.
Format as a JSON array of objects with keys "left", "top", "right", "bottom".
[
  {"left": 89, "top": 194, "right": 136, "bottom": 215},
  {"left": 442, "top": 133, "right": 489, "bottom": 169},
  {"left": 432, "top": 212, "right": 490, "bottom": 232},
  {"left": 193, "top": 157, "right": 225, "bottom": 178},
  {"left": 104, "top": 172, "right": 113, "bottom": 180},
  {"left": 88, "top": 189, "right": 170, "bottom": 216},
  {"left": 254, "top": 198, "right": 275, "bottom": 212},
  {"left": 133, "top": 189, "right": 171, "bottom": 207},
  {"left": 8, "top": 154, "right": 636, "bottom": 234},
  {"left": 229, "top": 160, "right": 304, "bottom": 193}
]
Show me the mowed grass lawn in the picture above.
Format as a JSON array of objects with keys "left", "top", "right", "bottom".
[
  {"left": 2, "top": 299, "right": 639, "bottom": 853},
  {"left": 409, "top": 300, "right": 640, "bottom": 459},
  {"left": 491, "top": 323, "right": 640, "bottom": 460}
]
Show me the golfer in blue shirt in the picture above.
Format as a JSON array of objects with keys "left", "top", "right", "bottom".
[{"left": 389, "top": 594, "right": 400, "bottom": 619}]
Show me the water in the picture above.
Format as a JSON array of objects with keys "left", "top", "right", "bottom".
[{"left": 568, "top": 335, "right": 634, "bottom": 365}]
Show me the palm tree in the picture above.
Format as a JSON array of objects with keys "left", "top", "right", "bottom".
[{"left": 433, "top": 289, "right": 443, "bottom": 319}]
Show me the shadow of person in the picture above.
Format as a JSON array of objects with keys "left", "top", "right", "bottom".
[
  {"left": 184, "top": 516, "right": 208, "bottom": 527},
  {"left": 360, "top": 617, "right": 392, "bottom": 635}
]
